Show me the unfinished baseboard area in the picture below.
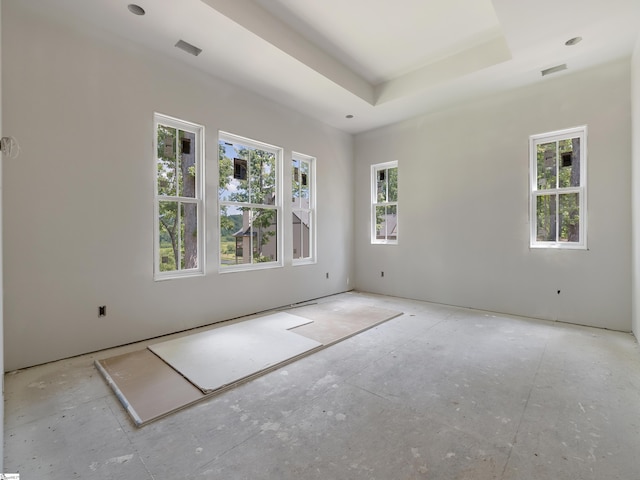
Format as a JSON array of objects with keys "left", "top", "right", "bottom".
[{"left": 95, "top": 301, "right": 403, "bottom": 426}]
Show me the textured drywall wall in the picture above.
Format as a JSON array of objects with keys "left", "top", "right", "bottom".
[
  {"left": 632, "top": 35, "right": 640, "bottom": 340},
  {"left": 0, "top": 0, "right": 5, "bottom": 468},
  {"left": 355, "top": 59, "right": 632, "bottom": 331},
  {"left": 2, "top": 2, "right": 354, "bottom": 370}
]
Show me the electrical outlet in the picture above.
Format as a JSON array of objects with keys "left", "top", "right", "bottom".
[{"left": 98, "top": 305, "right": 106, "bottom": 317}]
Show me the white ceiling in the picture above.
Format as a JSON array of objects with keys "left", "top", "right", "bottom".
[{"left": 17, "top": 0, "right": 640, "bottom": 134}]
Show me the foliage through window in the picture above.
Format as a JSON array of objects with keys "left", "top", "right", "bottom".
[
  {"left": 292, "top": 153, "right": 316, "bottom": 263},
  {"left": 155, "top": 114, "right": 204, "bottom": 279},
  {"left": 371, "top": 161, "right": 398, "bottom": 244},
  {"left": 219, "top": 132, "right": 282, "bottom": 270},
  {"left": 530, "top": 126, "right": 587, "bottom": 248}
]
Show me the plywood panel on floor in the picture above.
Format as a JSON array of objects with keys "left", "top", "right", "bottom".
[
  {"left": 95, "top": 349, "right": 204, "bottom": 426},
  {"left": 148, "top": 312, "right": 323, "bottom": 394},
  {"left": 96, "top": 300, "right": 403, "bottom": 427},
  {"left": 288, "top": 303, "right": 403, "bottom": 345}
]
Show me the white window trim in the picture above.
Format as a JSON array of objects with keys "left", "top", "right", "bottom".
[
  {"left": 292, "top": 152, "right": 317, "bottom": 265},
  {"left": 371, "top": 160, "right": 398, "bottom": 245},
  {"left": 529, "top": 125, "right": 587, "bottom": 250},
  {"left": 154, "top": 113, "right": 205, "bottom": 280},
  {"left": 218, "top": 131, "right": 283, "bottom": 273}
]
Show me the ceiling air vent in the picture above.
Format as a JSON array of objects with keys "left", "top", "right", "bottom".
[
  {"left": 541, "top": 64, "right": 567, "bottom": 77},
  {"left": 175, "top": 40, "right": 202, "bottom": 57}
]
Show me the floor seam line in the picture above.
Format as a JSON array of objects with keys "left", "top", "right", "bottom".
[{"left": 499, "top": 341, "right": 548, "bottom": 479}]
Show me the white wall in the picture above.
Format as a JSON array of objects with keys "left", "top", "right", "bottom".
[
  {"left": 632, "top": 35, "right": 640, "bottom": 340},
  {"left": 355, "top": 59, "right": 632, "bottom": 331},
  {"left": 2, "top": 3, "right": 354, "bottom": 370},
  {"left": 0, "top": 0, "right": 4, "bottom": 469}
]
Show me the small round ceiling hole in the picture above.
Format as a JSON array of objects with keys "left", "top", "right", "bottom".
[
  {"left": 565, "top": 36, "right": 582, "bottom": 46},
  {"left": 128, "top": 4, "right": 146, "bottom": 16},
  {"left": 345, "top": 114, "right": 354, "bottom": 119}
]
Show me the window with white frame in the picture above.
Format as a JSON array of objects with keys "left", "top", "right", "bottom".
[
  {"left": 154, "top": 113, "right": 204, "bottom": 279},
  {"left": 530, "top": 126, "right": 587, "bottom": 248},
  {"left": 292, "top": 153, "right": 316, "bottom": 264},
  {"left": 218, "top": 132, "right": 282, "bottom": 270},
  {"left": 371, "top": 161, "right": 398, "bottom": 244}
]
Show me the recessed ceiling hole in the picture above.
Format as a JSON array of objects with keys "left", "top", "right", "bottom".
[
  {"left": 175, "top": 40, "right": 203, "bottom": 57},
  {"left": 127, "top": 4, "right": 145, "bottom": 16},
  {"left": 345, "top": 114, "right": 354, "bottom": 119},
  {"left": 565, "top": 36, "right": 582, "bottom": 46}
]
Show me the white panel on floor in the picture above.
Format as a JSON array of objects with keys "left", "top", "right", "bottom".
[{"left": 148, "top": 312, "right": 322, "bottom": 393}]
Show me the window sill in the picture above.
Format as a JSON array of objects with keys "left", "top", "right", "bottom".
[
  {"left": 530, "top": 243, "right": 587, "bottom": 250},
  {"left": 219, "top": 262, "right": 284, "bottom": 274},
  {"left": 293, "top": 258, "right": 317, "bottom": 266},
  {"left": 154, "top": 270, "right": 205, "bottom": 281}
]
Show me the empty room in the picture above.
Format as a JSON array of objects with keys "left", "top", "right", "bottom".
[{"left": 3, "top": 0, "right": 640, "bottom": 478}]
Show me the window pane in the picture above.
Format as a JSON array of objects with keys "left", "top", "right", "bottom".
[
  {"left": 180, "top": 203, "right": 198, "bottom": 269},
  {"left": 157, "top": 125, "right": 177, "bottom": 196},
  {"left": 377, "top": 169, "right": 388, "bottom": 202},
  {"left": 293, "top": 159, "right": 310, "bottom": 210},
  {"left": 386, "top": 204, "right": 398, "bottom": 240},
  {"left": 375, "top": 205, "right": 398, "bottom": 241},
  {"left": 249, "top": 149, "right": 276, "bottom": 205},
  {"left": 293, "top": 212, "right": 302, "bottom": 260},
  {"left": 292, "top": 210, "right": 311, "bottom": 259},
  {"left": 178, "top": 131, "right": 196, "bottom": 198},
  {"left": 558, "top": 137, "right": 581, "bottom": 188},
  {"left": 251, "top": 208, "right": 277, "bottom": 263},
  {"left": 218, "top": 141, "right": 248, "bottom": 203},
  {"left": 559, "top": 193, "right": 580, "bottom": 242},
  {"left": 158, "top": 201, "right": 178, "bottom": 271},
  {"left": 537, "top": 142, "right": 556, "bottom": 190},
  {"left": 292, "top": 159, "right": 300, "bottom": 209},
  {"left": 388, "top": 167, "right": 398, "bottom": 202},
  {"left": 300, "top": 160, "right": 310, "bottom": 201},
  {"left": 375, "top": 206, "right": 386, "bottom": 239},
  {"left": 220, "top": 206, "right": 244, "bottom": 267},
  {"left": 536, "top": 194, "right": 557, "bottom": 242}
]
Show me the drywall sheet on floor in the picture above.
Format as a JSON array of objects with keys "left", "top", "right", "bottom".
[
  {"left": 288, "top": 303, "right": 403, "bottom": 345},
  {"left": 148, "top": 312, "right": 322, "bottom": 394},
  {"left": 96, "top": 301, "right": 403, "bottom": 426},
  {"left": 95, "top": 349, "right": 204, "bottom": 426}
]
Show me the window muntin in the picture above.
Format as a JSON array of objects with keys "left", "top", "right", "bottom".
[
  {"left": 530, "top": 126, "right": 586, "bottom": 249},
  {"left": 371, "top": 161, "right": 398, "bottom": 244},
  {"left": 154, "top": 114, "right": 204, "bottom": 279},
  {"left": 219, "top": 132, "right": 282, "bottom": 270},
  {"left": 292, "top": 153, "right": 316, "bottom": 264}
]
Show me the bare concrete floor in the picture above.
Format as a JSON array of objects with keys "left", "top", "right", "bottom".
[{"left": 5, "top": 292, "right": 640, "bottom": 479}]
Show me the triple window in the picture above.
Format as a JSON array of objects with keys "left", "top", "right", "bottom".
[
  {"left": 154, "top": 114, "right": 204, "bottom": 279},
  {"left": 155, "top": 118, "right": 316, "bottom": 277},
  {"left": 530, "top": 126, "right": 587, "bottom": 249},
  {"left": 371, "top": 161, "right": 398, "bottom": 244}
]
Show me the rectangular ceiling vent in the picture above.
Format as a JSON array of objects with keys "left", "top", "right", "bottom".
[
  {"left": 541, "top": 64, "right": 567, "bottom": 77},
  {"left": 175, "top": 39, "right": 202, "bottom": 57}
]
